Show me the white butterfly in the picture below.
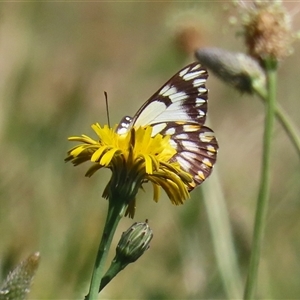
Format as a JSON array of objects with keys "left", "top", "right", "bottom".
[{"left": 116, "top": 63, "right": 218, "bottom": 190}]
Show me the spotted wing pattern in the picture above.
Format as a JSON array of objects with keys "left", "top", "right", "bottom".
[
  {"left": 116, "top": 62, "right": 218, "bottom": 190},
  {"left": 162, "top": 122, "right": 218, "bottom": 188}
]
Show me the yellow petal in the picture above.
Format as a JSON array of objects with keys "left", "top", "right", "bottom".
[
  {"left": 151, "top": 182, "right": 160, "bottom": 202},
  {"left": 100, "top": 148, "right": 119, "bottom": 166},
  {"left": 91, "top": 146, "right": 108, "bottom": 162},
  {"left": 70, "top": 145, "right": 86, "bottom": 156},
  {"left": 142, "top": 154, "right": 153, "bottom": 174}
]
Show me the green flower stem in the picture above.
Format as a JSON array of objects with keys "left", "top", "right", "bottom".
[
  {"left": 85, "top": 200, "right": 127, "bottom": 300},
  {"left": 254, "top": 83, "right": 300, "bottom": 159},
  {"left": 244, "top": 61, "right": 277, "bottom": 299},
  {"left": 274, "top": 104, "right": 300, "bottom": 157},
  {"left": 99, "top": 260, "right": 123, "bottom": 292}
]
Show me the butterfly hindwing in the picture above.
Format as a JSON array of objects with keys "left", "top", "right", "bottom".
[{"left": 161, "top": 122, "right": 218, "bottom": 189}]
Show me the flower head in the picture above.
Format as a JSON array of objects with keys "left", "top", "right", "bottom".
[
  {"left": 65, "top": 124, "right": 194, "bottom": 217},
  {"left": 238, "top": 0, "right": 295, "bottom": 64}
]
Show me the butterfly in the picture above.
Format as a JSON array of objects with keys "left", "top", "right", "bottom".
[{"left": 116, "top": 62, "right": 218, "bottom": 190}]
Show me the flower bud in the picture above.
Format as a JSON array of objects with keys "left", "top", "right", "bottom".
[
  {"left": 116, "top": 221, "right": 153, "bottom": 265},
  {"left": 195, "top": 47, "right": 266, "bottom": 94},
  {"left": 0, "top": 252, "right": 40, "bottom": 300}
]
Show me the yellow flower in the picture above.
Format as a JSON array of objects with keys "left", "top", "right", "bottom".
[{"left": 65, "top": 124, "right": 194, "bottom": 217}]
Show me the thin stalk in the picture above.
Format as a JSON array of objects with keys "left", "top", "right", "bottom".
[
  {"left": 85, "top": 200, "right": 126, "bottom": 300},
  {"left": 203, "top": 168, "right": 243, "bottom": 298},
  {"left": 254, "top": 85, "right": 300, "bottom": 159},
  {"left": 244, "top": 62, "right": 277, "bottom": 299},
  {"left": 273, "top": 104, "right": 300, "bottom": 158},
  {"left": 99, "top": 260, "right": 123, "bottom": 292}
]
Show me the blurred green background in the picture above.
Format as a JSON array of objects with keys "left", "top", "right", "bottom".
[{"left": 0, "top": 2, "right": 300, "bottom": 299}]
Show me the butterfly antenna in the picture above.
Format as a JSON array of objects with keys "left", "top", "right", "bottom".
[{"left": 104, "top": 91, "right": 111, "bottom": 127}]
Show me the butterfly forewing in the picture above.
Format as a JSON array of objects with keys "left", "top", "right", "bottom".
[
  {"left": 116, "top": 62, "right": 218, "bottom": 190},
  {"left": 132, "top": 62, "right": 208, "bottom": 129}
]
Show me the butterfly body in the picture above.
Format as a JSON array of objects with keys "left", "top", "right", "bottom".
[{"left": 116, "top": 62, "right": 218, "bottom": 190}]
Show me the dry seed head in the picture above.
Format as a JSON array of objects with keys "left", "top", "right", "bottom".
[{"left": 242, "top": 1, "right": 294, "bottom": 63}]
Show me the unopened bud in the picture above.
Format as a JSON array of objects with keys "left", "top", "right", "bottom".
[
  {"left": 195, "top": 47, "right": 266, "bottom": 94},
  {"left": 116, "top": 221, "right": 153, "bottom": 264},
  {"left": 97, "top": 222, "right": 153, "bottom": 293}
]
